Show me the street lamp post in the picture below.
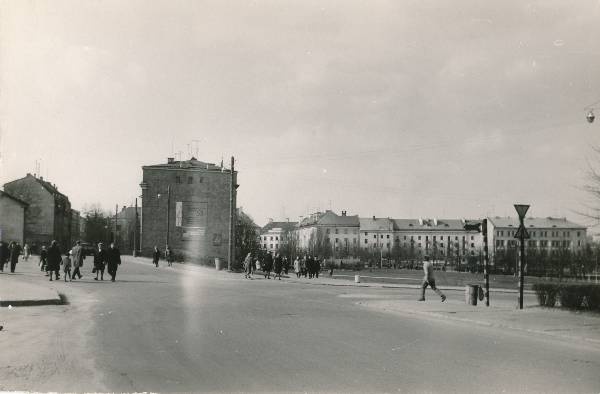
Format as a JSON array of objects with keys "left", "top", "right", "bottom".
[{"left": 514, "top": 204, "right": 530, "bottom": 310}]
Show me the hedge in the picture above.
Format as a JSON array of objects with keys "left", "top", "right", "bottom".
[{"left": 532, "top": 283, "right": 600, "bottom": 311}]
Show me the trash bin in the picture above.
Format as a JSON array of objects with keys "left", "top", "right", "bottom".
[
  {"left": 355, "top": 275, "right": 360, "bottom": 283},
  {"left": 466, "top": 284, "right": 479, "bottom": 305},
  {"left": 215, "top": 258, "right": 222, "bottom": 271}
]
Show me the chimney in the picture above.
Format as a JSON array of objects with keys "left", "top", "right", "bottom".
[
  {"left": 433, "top": 218, "right": 438, "bottom": 226},
  {"left": 372, "top": 215, "right": 376, "bottom": 220},
  {"left": 418, "top": 217, "right": 423, "bottom": 225},
  {"left": 342, "top": 210, "right": 347, "bottom": 216},
  {"left": 167, "top": 157, "right": 174, "bottom": 164}
]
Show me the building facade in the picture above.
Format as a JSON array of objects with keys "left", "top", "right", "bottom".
[
  {"left": 4, "top": 174, "right": 72, "bottom": 251},
  {"left": 392, "top": 218, "right": 482, "bottom": 265},
  {"left": 260, "top": 220, "right": 298, "bottom": 252},
  {"left": 295, "top": 210, "right": 360, "bottom": 257},
  {"left": 109, "top": 206, "right": 140, "bottom": 254},
  {"left": 0, "top": 190, "right": 28, "bottom": 244},
  {"left": 487, "top": 216, "right": 587, "bottom": 261},
  {"left": 140, "top": 157, "right": 237, "bottom": 263}
]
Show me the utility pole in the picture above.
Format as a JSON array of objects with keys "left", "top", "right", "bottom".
[
  {"left": 114, "top": 204, "right": 118, "bottom": 244},
  {"left": 166, "top": 185, "right": 171, "bottom": 250},
  {"left": 482, "top": 218, "right": 490, "bottom": 306},
  {"left": 133, "top": 198, "right": 138, "bottom": 257},
  {"left": 228, "top": 156, "right": 236, "bottom": 271}
]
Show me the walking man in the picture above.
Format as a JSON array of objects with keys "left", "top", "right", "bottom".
[
  {"left": 0, "top": 241, "right": 8, "bottom": 272},
  {"left": 243, "top": 252, "right": 253, "bottom": 279},
  {"left": 152, "top": 246, "right": 161, "bottom": 267},
  {"left": 71, "top": 241, "right": 84, "bottom": 280},
  {"left": 106, "top": 242, "right": 121, "bottom": 282},
  {"left": 9, "top": 242, "right": 22, "bottom": 273},
  {"left": 418, "top": 256, "right": 446, "bottom": 302},
  {"left": 93, "top": 242, "right": 107, "bottom": 281},
  {"left": 39, "top": 245, "right": 48, "bottom": 273},
  {"left": 62, "top": 251, "right": 72, "bottom": 282},
  {"left": 165, "top": 245, "right": 174, "bottom": 267}
]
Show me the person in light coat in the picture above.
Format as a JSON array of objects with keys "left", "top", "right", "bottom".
[
  {"left": 294, "top": 257, "right": 301, "bottom": 278},
  {"left": 70, "top": 241, "right": 84, "bottom": 280}
]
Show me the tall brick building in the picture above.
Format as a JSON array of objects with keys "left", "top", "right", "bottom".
[
  {"left": 4, "top": 174, "right": 72, "bottom": 250},
  {"left": 140, "top": 157, "right": 236, "bottom": 263}
]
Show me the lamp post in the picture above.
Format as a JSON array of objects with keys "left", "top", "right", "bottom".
[{"left": 514, "top": 204, "right": 530, "bottom": 310}]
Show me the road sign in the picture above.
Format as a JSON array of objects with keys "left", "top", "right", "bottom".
[
  {"left": 514, "top": 225, "right": 530, "bottom": 239},
  {"left": 514, "top": 204, "right": 530, "bottom": 220}
]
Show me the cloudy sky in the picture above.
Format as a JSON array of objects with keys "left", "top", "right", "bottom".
[{"left": 1, "top": 0, "right": 600, "bottom": 227}]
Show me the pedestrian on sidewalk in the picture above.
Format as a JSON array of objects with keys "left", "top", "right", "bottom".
[
  {"left": 61, "top": 251, "right": 72, "bottom": 282},
  {"left": 0, "top": 241, "right": 9, "bottom": 272},
  {"left": 47, "top": 240, "right": 61, "bottom": 281},
  {"left": 301, "top": 255, "right": 307, "bottom": 278},
  {"left": 39, "top": 245, "right": 48, "bottom": 274},
  {"left": 294, "top": 256, "right": 301, "bottom": 278},
  {"left": 22, "top": 243, "right": 30, "bottom": 262},
  {"left": 165, "top": 245, "right": 174, "bottom": 267},
  {"left": 273, "top": 252, "right": 283, "bottom": 280},
  {"left": 263, "top": 251, "right": 273, "bottom": 279},
  {"left": 106, "top": 242, "right": 121, "bottom": 282},
  {"left": 418, "top": 256, "right": 446, "bottom": 302},
  {"left": 71, "top": 241, "right": 84, "bottom": 280},
  {"left": 93, "top": 242, "right": 107, "bottom": 281},
  {"left": 243, "top": 252, "right": 253, "bottom": 279},
  {"left": 314, "top": 256, "right": 321, "bottom": 279},
  {"left": 9, "top": 242, "right": 21, "bottom": 273},
  {"left": 152, "top": 246, "right": 161, "bottom": 267}
]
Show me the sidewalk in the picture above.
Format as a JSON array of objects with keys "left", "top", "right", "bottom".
[{"left": 0, "top": 269, "right": 62, "bottom": 307}]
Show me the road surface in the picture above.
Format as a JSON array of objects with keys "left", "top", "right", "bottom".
[{"left": 1, "top": 257, "right": 599, "bottom": 392}]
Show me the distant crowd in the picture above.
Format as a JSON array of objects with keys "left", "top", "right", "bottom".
[{"left": 242, "top": 251, "right": 330, "bottom": 280}]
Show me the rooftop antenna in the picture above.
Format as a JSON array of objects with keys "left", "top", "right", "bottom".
[
  {"left": 192, "top": 139, "right": 200, "bottom": 158},
  {"left": 171, "top": 138, "right": 174, "bottom": 155}
]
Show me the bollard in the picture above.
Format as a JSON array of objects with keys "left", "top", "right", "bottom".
[
  {"left": 465, "top": 284, "right": 479, "bottom": 305},
  {"left": 355, "top": 275, "right": 360, "bottom": 283},
  {"left": 215, "top": 258, "right": 222, "bottom": 271}
]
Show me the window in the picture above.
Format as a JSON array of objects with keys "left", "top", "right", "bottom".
[
  {"left": 344, "top": 229, "right": 348, "bottom": 234},
  {"left": 335, "top": 228, "right": 339, "bottom": 234},
  {"left": 418, "top": 236, "right": 421, "bottom": 240},
  {"left": 275, "top": 236, "right": 278, "bottom": 241},
  {"left": 471, "top": 236, "right": 474, "bottom": 240},
  {"left": 364, "top": 239, "right": 368, "bottom": 244},
  {"left": 380, "top": 234, "right": 384, "bottom": 239},
  {"left": 455, "top": 236, "right": 458, "bottom": 241},
  {"left": 187, "top": 176, "right": 193, "bottom": 184},
  {"left": 335, "top": 238, "right": 338, "bottom": 243},
  {"left": 326, "top": 229, "right": 330, "bottom": 234},
  {"left": 175, "top": 176, "right": 181, "bottom": 183},
  {"left": 403, "top": 236, "right": 407, "bottom": 240},
  {"left": 386, "top": 234, "right": 390, "bottom": 239},
  {"left": 364, "top": 232, "right": 368, "bottom": 236},
  {"left": 199, "top": 177, "right": 203, "bottom": 183},
  {"left": 270, "top": 236, "right": 273, "bottom": 241},
  {"left": 577, "top": 231, "right": 581, "bottom": 237},
  {"left": 471, "top": 243, "right": 475, "bottom": 248},
  {"left": 373, "top": 234, "right": 376, "bottom": 239}
]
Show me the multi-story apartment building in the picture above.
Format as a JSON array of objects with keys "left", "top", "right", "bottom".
[
  {"left": 260, "top": 220, "right": 297, "bottom": 252},
  {"left": 109, "top": 206, "right": 141, "bottom": 254},
  {"left": 392, "top": 218, "right": 483, "bottom": 264},
  {"left": 487, "top": 217, "right": 587, "bottom": 261},
  {"left": 140, "top": 157, "right": 236, "bottom": 263},
  {"left": 295, "top": 210, "right": 360, "bottom": 256},
  {"left": 4, "top": 174, "right": 72, "bottom": 251},
  {"left": 360, "top": 217, "right": 395, "bottom": 253}
]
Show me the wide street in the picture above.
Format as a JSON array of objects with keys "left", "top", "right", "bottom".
[{"left": 1, "top": 257, "right": 600, "bottom": 393}]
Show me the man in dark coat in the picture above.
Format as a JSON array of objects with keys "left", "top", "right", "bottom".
[
  {"left": 106, "top": 242, "right": 121, "bottom": 282},
  {"left": 273, "top": 253, "right": 283, "bottom": 280},
  {"left": 263, "top": 251, "right": 273, "bottom": 279},
  {"left": 9, "top": 242, "right": 22, "bottom": 273},
  {"left": 0, "top": 241, "right": 8, "bottom": 272},
  {"left": 46, "top": 240, "right": 61, "bottom": 280},
  {"left": 39, "top": 245, "right": 48, "bottom": 273},
  {"left": 94, "top": 242, "right": 107, "bottom": 281}
]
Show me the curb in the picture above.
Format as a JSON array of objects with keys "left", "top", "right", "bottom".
[{"left": 0, "top": 297, "right": 63, "bottom": 307}]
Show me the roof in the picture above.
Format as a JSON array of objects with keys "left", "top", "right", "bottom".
[
  {"left": 4, "top": 174, "right": 67, "bottom": 199},
  {"left": 143, "top": 157, "right": 233, "bottom": 172},
  {"left": 0, "top": 190, "right": 29, "bottom": 206},
  {"left": 359, "top": 217, "right": 394, "bottom": 231},
  {"left": 298, "top": 210, "right": 359, "bottom": 227},
  {"left": 487, "top": 216, "right": 586, "bottom": 230},
  {"left": 261, "top": 221, "right": 298, "bottom": 233},
  {"left": 392, "top": 218, "right": 470, "bottom": 231}
]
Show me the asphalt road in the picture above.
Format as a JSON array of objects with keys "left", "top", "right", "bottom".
[{"left": 2, "top": 257, "right": 600, "bottom": 393}]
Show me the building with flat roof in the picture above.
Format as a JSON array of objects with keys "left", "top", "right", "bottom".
[
  {"left": 295, "top": 210, "right": 360, "bottom": 257},
  {"left": 140, "top": 157, "right": 236, "bottom": 263}
]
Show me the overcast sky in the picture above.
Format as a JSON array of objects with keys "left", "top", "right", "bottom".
[{"left": 2, "top": 1, "right": 600, "bottom": 227}]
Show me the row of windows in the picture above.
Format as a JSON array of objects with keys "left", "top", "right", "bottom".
[
  {"left": 174, "top": 175, "right": 204, "bottom": 184},
  {"left": 496, "top": 230, "right": 581, "bottom": 238},
  {"left": 495, "top": 240, "right": 583, "bottom": 248},
  {"left": 362, "top": 244, "right": 477, "bottom": 256},
  {"left": 326, "top": 228, "right": 359, "bottom": 235}
]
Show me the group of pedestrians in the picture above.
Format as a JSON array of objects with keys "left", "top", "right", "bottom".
[
  {"left": 0, "top": 241, "right": 23, "bottom": 273},
  {"left": 293, "top": 255, "right": 322, "bottom": 279},
  {"left": 36, "top": 240, "right": 122, "bottom": 282},
  {"left": 152, "top": 245, "right": 174, "bottom": 268}
]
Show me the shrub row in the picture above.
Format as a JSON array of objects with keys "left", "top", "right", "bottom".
[{"left": 532, "top": 283, "right": 600, "bottom": 310}]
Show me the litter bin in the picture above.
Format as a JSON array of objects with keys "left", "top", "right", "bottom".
[
  {"left": 355, "top": 275, "right": 360, "bottom": 283},
  {"left": 466, "top": 284, "right": 479, "bottom": 305},
  {"left": 215, "top": 258, "right": 222, "bottom": 271}
]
